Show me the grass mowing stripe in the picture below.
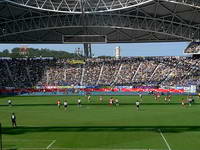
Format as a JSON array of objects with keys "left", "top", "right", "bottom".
[
  {"left": 19, "top": 148, "right": 166, "bottom": 150},
  {"left": 46, "top": 140, "right": 56, "bottom": 149},
  {"left": 1, "top": 95, "right": 199, "bottom": 150},
  {"left": 49, "top": 149, "right": 154, "bottom": 150},
  {"left": 5, "top": 139, "right": 53, "bottom": 142},
  {"left": 159, "top": 129, "right": 172, "bottom": 150}
]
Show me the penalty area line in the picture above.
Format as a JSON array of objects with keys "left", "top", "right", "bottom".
[
  {"left": 159, "top": 129, "right": 172, "bottom": 150},
  {"left": 46, "top": 140, "right": 56, "bottom": 149}
]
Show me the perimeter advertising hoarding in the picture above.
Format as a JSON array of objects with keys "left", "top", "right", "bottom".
[
  {"left": 162, "top": 85, "right": 196, "bottom": 93},
  {"left": 176, "top": 86, "right": 196, "bottom": 93},
  {"left": 32, "top": 85, "right": 196, "bottom": 93}
]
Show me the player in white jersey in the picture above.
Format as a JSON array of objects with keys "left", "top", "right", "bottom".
[
  {"left": 188, "top": 98, "right": 192, "bottom": 107},
  {"left": 109, "top": 97, "right": 113, "bottom": 106},
  {"left": 164, "top": 96, "right": 168, "bottom": 102},
  {"left": 136, "top": 100, "right": 140, "bottom": 111},
  {"left": 168, "top": 95, "right": 171, "bottom": 104},
  {"left": 64, "top": 101, "right": 68, "bottom": 110},
  {"left": 115, "top": 98, "right": 119, "bottom": 106},
  {"left": 11, "top": 113, "right": 17, "bottom": 127},
  {"left": 99, "top": 96, "right": 103, "bottom": 103},
  {"left": 87, "top": 95, "right": 91, "bottom": 102},
  {"left": 139, "top": 93, "right": 143, "bottom": 102},
  {"left": 8, "top": 100, "right": 12, "bottom": 107},
  {"left": 78, "top": 98, "right": 81, "bottom": 107}
]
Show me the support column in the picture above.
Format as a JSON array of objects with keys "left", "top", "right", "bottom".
[{"left": 83, "top": 43, "right": 92, "bottom": 58}]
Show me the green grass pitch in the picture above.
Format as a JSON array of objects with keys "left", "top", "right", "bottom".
[{"left": 0, "top": 95, "right": 200, "bottom": 150}]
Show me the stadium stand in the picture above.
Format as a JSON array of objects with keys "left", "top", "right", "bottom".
[
  {"left": 184, "top": 42, "right": 200, "bottom": 54},
  {"left": 0, "top": 56, "right": 199, "bottom": 89}
]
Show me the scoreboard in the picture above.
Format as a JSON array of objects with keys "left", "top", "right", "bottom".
[{"left": 63, "top": 35, "right": 107, "bottom": 43}]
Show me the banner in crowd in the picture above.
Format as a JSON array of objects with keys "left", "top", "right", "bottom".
[
  {"left": 67, "top": 59, "right": 85, "bottom": 64},
  {"left": 115, "top": 86, "right": 133, "bottom": 88},
  {"left": 0, "top": 57, "right": 11, "bottom": 60},
  {"left": 35, "top": 86, "right": 74, "bottom": 89},
  {"left": 74, "top": 86, "right": 86, "bottom": 88},
  {"left": 33, "top": 57, "right": 54, "bottom": 60}
]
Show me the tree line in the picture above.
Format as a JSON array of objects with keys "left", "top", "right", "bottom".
[{"left": 0, "top": 47, "right": 82, "bottom": 58}]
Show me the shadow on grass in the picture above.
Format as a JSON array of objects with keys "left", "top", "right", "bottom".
[
  {"left": 0, "top": 103, "right": 200, "bottom": 107},
  {"left": 2, "top": 125, "right": 200, "bottom": 135}
]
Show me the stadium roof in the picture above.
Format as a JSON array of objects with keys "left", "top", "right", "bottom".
[{"left": 0, "top": 0, "right": 200, "bottom": 43}]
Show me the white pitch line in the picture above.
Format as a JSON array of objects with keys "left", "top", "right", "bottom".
[
  {"left": 46, "top": 140, "right": 56, "bottom": 149},
  {"left": 159, "top": 129, "right": 172, "bottom": 150}
]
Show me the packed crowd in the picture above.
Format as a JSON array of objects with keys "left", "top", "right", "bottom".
[
  {"left": 0, "top": 56, "right": 199, "bottom": 88},
  {"left": 0, "top": 58, "right": 55, "bottom": 88},
  {"left": 184, "top": 42, "right": 200, "bottom": 54}
]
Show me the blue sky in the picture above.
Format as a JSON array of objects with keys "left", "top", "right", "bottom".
[{"left": 0, "top": 42, "right": 190, "bottom": 57}]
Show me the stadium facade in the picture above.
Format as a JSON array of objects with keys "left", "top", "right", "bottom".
[{"left": 0, "top": 0, "right": 200, "bottom": 43}]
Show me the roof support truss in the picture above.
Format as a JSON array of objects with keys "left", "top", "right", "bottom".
[{"left": 0, "top": 13, "right": 199, "bottom": 40}]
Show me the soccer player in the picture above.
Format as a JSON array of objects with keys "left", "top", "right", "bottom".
[
  {"left": 87, "top": 95, "right": 91, "bottom": 102},
  {"left": 99, "top": 96, "right": 103, "bottom": 103},
  {"left": 157, "top": 93, "right": 161, "bottom": 101},
  {"left": 109, "top": 97, "right": 113, "bottom": 106},
  {"left": 181, "top": 98, "right": 185, "bottom": 107},
  {"left": 164, "top": 96, "right": 168, "bottom": 102},
  {"left": 136, "top": 100, "right": 140, "bottom": 111},
  {"left": 168, "top": 95, "right": 171, "bottom": 104},
  {"left": 64, "top": 100, "right": 68, "bottom": 111},
  {"left": 154, "top": 93, "right": 158, "bottom": 101},
  {"left": 78, "top": 98, "right": 81, "bottom": 107},
  {"left": 188, "top": 97, "right": 192, "bottom": 107},
  {"left": 11, "top": 113, "right": 17, "bottom": 128},
  {"left": 115, "top": 98, "right": 119, "bottom": 106},
  {"left": 8, "top": 99, "right": 12, "bottom": 107},
  {"left": 57, "top": 100, "right": 61, "bottom": 108},
  {"left": 167, "top": 96, "right": 170, "bottom": 104},
  {"left": 139, "top": 93, "right": 143, "bottom": 101}
]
